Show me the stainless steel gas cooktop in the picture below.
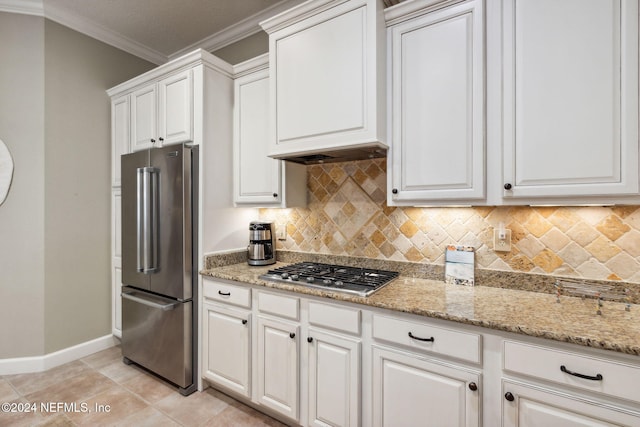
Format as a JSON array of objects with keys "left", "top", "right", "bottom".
[{"left": 259, "top": 262, "right": 399, "bottom": 297}]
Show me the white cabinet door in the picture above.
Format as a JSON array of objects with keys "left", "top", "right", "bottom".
[
  {"left": 307, "top": 328, "right": 361, "bottom": 427},
  {"left": 264, "top": 0, "right": 385, "bottom": 158},
  {"left": 233, "top": 67, "right": 282, "bottom": 205},
  {"left": 111, "top": 188, "right": 122, "bottom": 337},
  {"left": 112, "top": 264, "right": 122, "bottom": 337},
  {"left": 203, "top": 304, "right": 251, "bottom": 397},
  {"left": 388, "top": 0, "right": 485, "bottom": 204},
  {"left": 502, "top": 0, "right": 639, "bottom": 199},
  {"left": 131, "top": 83, "right": 157, "bottom": 152},
  {"left": 502, "top": 380, "right": 640, "bottom": 427},
  {"left": 111, "top": 95, "right": 129, "bottom": 187},
  {"left": 158, "top": 69, "right": 193, "bottom": 146},
  {"left": 372, "top": 346, "right": 480, "bottom": 427},
  {"left": 257, "top": 315, "right": 299, "bottom": 421}
]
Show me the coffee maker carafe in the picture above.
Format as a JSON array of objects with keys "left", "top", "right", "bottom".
[{"left": 248, "top": 221, "right": 276, "bottom": 266}]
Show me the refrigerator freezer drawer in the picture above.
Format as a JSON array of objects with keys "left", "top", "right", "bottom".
[{"left": 121, "top": 288, "right": 192, "bottom": 388}]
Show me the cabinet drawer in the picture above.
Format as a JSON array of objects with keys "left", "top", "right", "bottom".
[
  {"left": 373, "top": 314, "right": 481, "bottom": 364},
  {"left": 503, "top": 341, "right": 640, "bottom": 404},
  {"left": 308, "top": 301, "right": 361, "bottom": 335},
  {"left": 203, "top": 280, "right": 251, "bottom": 308},
  {"left": 257, "top": 291, "right": 299, "bottom": 320}
]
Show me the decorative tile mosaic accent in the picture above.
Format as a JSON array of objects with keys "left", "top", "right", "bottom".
[{"left": 259, "top": 159, "right": 640, "bottom": 284}]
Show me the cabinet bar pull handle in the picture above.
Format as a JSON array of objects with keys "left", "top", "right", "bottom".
[
  {"left": 560, "top": 365, "right": 603, "bottom": 381},
  {"left": 504, "top": 392, "right": 514, "bottom": 402},
  {"left": 290, "top": 332, "right": 296, "bottom": 339},
  {"left": 218, "top": 290, "right": 231, "bottom": 296},
  {"left": 408, "top": 332, "right": 434, "bottom": 342}
]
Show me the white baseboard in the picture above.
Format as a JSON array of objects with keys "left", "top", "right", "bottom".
[{"left": 0, "top": 334, "right": 117, "bottom": 375}]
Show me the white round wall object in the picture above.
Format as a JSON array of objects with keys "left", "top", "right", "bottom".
[{"left": 0, "top": 138, "right": 14, "bottom": 206}]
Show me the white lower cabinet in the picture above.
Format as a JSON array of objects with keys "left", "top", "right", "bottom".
[
  {"left": 202, "top": 304, "right": 251, "bottom": 398},
  {"left": 372, "top": 346, "right": 480, "bottom": 427},
  {"left": 201, "top": 279, "right": 640, "bottom": 427},
  {"left": 501, "top": 340, "right": 640, "bottom": 427},
  {"left": 502, "top": 380, "right": 639, "bottom": 427},
  {"left": 307, "top": 328, "right": 361, "bottom": 427},
  {"left": 257, "top": 315, "right": 300, "bottom": 421}
]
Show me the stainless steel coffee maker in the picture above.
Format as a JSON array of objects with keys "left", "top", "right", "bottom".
[{"left": 248, "top": 221, "right": 276, "bottom": 266}]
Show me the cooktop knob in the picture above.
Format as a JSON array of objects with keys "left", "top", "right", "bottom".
[
  {"left": 323, "top": 279, "right": 332, "bottom": 285},
  {"left": 335, "top": 280, "right": 344, "bottom": 287},
  {"left": 290, "top": 274, "right": 299, "bottom": 281},
  {"left": 306, "top": 276, "right": 315, "bottom": 283},
  {"left": 281, "top": 273, "right": 289, "bottom": 279}
]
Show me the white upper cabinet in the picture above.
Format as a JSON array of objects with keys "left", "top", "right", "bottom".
[
  {"left": 158, "top": 70, "right": 193, "bottom": 146},
  {"left": 386, "top": 0, "right": 485, "bottom": 205},
  {"left": 111, "top": 95, "right": 130, "bottom": 187},
  {"left": 261, "top": 0, "right": 387, "bottom": 160},
  {"left": 501, "top": 0, "right": 639, "bottom": 200},
  {"left": 131, "top": 69, "right": 193, "bottom": 151},
  {"left": 232, "top": 55, "right": 307, "bottom": 207}
]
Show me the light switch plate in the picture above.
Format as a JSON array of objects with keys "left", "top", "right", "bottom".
[{"left": 493, "top": 229, "right": 511, "bottom": 252}]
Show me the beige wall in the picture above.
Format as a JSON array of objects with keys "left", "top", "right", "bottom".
[
  {"left": 0, "top": 13, "right": 154, "bottom": 358},
  {"left": 43, "top": 20, "right": 155, "bottom": 353},
  {"left": 212, "top": 31, "right": 268, "bottom": 65},
  {"left": 0, "top": 12, "right": 46, "bottom": 358}
]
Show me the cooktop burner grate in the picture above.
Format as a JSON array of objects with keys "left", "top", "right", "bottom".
[{"left": 259, "top": 262, "right": 399, "bottom": 297}]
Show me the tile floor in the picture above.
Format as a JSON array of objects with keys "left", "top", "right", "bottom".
[{"left": 0, "top": 346, "right": 286, "bottom": 427}]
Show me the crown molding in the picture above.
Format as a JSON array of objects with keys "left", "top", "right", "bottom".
[
  {"left": 44, "top": 2, "right": 167, "bottom": 65},
  {"left": 168, "top": 0, "right": 302, "bottom": 61},
  {"left": 0, "top": 0, "right": 303, "bottom": 66},
  {"left": 232, "top": 53, "right": 269, "bottom": 78},
  {"left": 0, "top": 0, "right": 43, "bottom": 16}
]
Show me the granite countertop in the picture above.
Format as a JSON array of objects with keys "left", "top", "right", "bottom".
[{"left": 201, "top": 261, "right": 640, "bottom": 357}]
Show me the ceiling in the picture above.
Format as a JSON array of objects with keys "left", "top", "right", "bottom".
[{"left": 1, "top": 0, "right": 304, "bottom": 64}]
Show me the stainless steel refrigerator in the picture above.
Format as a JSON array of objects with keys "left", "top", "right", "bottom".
[{"left": 120, "top": 144, "right": 198, "bottom": 396}]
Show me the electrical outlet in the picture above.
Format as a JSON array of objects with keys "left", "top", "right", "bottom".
[
  {"left": 277, "top": 223, "right": 287, "bottom": 241},
  {"left": 493, "top": 228, "right": 511, "bottom": 252}
]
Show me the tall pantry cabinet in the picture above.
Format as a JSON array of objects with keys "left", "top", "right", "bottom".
[{"left": 108, "top": 49, "right": 241, "bottom": 338}]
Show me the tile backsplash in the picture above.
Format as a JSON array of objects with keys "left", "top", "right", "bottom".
[{"left": 259, "top": 159, "right": 640, "bottom": 284}]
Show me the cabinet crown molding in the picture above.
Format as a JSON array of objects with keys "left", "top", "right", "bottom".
[
  {"left": 107, "top": 49, "right": 233, "bottom": 97},
  {"left": 260, "top": 0, "right": 355, "bottom": 33},
  {"left": 384, "top": 0, "right": 466, "bottom": 25},
  {"left": 232, "top": 53, "right": 269, "bottom": 78}
]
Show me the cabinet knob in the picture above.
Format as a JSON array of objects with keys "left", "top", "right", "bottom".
[
  {"left": 150, "top": 138, "right": 156, "bottom": 143},
  {"left": 504, "top": 183, "right": 513, "bottom": 190},
  {"left": 504, "top": 392, "right": 515, "bottom": 402},
  {"left": 392, "top": 188, "right": 398, "bottom": 194},
  {"left": 307, "top": 337, "right": 313, "bottom": 343},
  {"left": 289, "top": 332, "right": 296, "bottom": 339},
  {"left": 273, "top": 193, "right": 278, "bottom": 198},
  {"left": 242, "top": 319, "right": 247, "bottom": 325},
  {"left": 468, "top": 382, "right": 478, "bottom": 391},
  {"left": 158, "top": 137, "right": 164, "bottom": 142}
]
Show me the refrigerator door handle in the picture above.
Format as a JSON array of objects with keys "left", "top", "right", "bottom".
[
  {"left": 122, "top": 290, "right": 180, "bottom": 311},
  {"left": 136, "top": 167, "right": 159, "bottom": 274}
]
